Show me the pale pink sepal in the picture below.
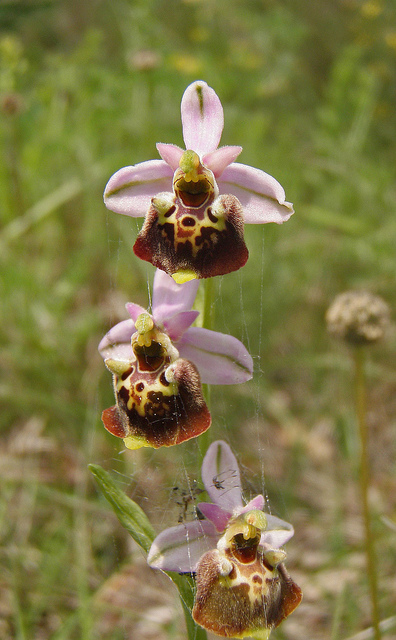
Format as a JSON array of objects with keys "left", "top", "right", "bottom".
[
  {"left": 197, "top": 503, "right": 231, "bottom": 533},
  {"left": 261, "top": 515, "right": 295, "bottom": 548},
  {"left": 163, "top": 310, "right": 200, "bottom": 342},
  {"left": 147, "top": 520, "right": 219, "bottom": 572},
  {"left": 98, "top": 318, "right": 135, "bottom": 361},
  {"left": 203, "top": 146, "right": 242, "bottom": 178},
  {"left": 152, "top": 269, "right": 200, "bottom": 324},
  {"left": 146, "top": 439, "right": 296, "bottom": 575},
  {"left": 178, "top": 327, "right": 253, "bottom": 385},
  {"left": 156, "top": 143, "right": 184, "bottom": 171},
  {"left": 125, "top": 303, "right": 147, "bottom": 322},
  {"left": 181, "top": 81, "right": 224, "bottom": 157},
  {"left": 201, "top": 440, "right": 243, "bottom": 512},
  {"left": 239, "top": 494, "right": 265, "bottom": 514},
  {"left": 218, "top": 162, "right": 294, "bottom": 224},
  {"left": 103, "top": 160, "right": 173, "bottom": 217}
]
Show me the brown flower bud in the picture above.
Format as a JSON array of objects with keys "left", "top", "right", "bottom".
[{"left": 326, "top": 291, "right": 390, "bottom": 346}]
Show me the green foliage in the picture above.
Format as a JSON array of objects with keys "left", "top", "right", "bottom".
[{"left": 1, "top": 0, "right": 396, "bottom": 638}]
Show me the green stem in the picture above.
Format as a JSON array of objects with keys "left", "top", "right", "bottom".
[
  {"left": 171, "top": 278, "right": 215, "bottom": 638},
  {"left": 175, "top": 277, "right": 214, "bottom": 638},
  {"left": 197, "top": 277, "right": 215, "bottom": 461},
  {"left": 354, "top": 347, "right": 381, "bottom": 640},
  {"left": 5, "top": 114, "right": 25, "bottom": 220},
  {"left": 202, "top": 277, "right": 215, "bottom": 332}
]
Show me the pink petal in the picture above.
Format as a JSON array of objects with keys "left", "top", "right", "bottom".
[
  {"left": 260, "top": 515, "right": 294, "bottom": 548},
  {"left": 104, "top": 160, "right": 173, "bottom": 216},
  {"left": 163, "top": 310, "right": 199, "bottom": 342},
  {"left": 218, "top": 162, "right": 294, "bottom": 224},
  {"left": 181, "top": 81, "right": 224, "bottom": 156},
  {"left": 178, "top": 327, "right": 253, "bottom": 385},
  {"left": 98, "top": 318, "right": 135, "bottom": 360},
  {"left": 238, "top": 494, "right": 265, "bottom": 515},
  {"left": 197, "top": 502, "right": 231, "bottom": 532},
  {"left": 152, "top": 269, "right": 199, "bottom": 324},
  {"left": 147, "top": 520, "right": 218, "bottom": 572},
  {"left": 201, "top": 440, "right": 243, "bottom": 511},
  {"left": 203, "top": 146, "right": 242, "bottom": 178},
  {"left": 125, "top": 303, "right": 147, "bottom": 322},
  {"left": 156, "top": 143, "right": 184, "bottom": 171}
]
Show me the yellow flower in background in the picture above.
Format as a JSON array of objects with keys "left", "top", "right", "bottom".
[
  {"left": 385, "top": 30, "right": 396, "bottom": 50},
  {"left": 169, "top": 53, "right": 203, "bottom": 75},
  {"left": 361, "top": 1, "right": 383, "bottom": 18}
]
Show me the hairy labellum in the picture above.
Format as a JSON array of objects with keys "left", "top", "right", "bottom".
[
  {"left": 102, "top": 318, "right": 211, "bottom": 449},
  {"left": 193, "top": 532, "right": 302, "bottom": 639},
  {"left": 134, "top": 192, "right": 248, "bottom": 281}
]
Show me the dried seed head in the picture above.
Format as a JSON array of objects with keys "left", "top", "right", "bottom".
[{"left": 326, "top": 291, "right": 390, "bottom": 345}]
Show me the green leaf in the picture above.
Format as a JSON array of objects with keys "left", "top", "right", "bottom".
[
  {"left": 89, "top": 464, "right": 207, "bottom": 639},
  {"left": 165, "top": 573, "right": 206, "bottom": 640},
  {"left": 89, "top": 464, "right": 155, "bottom": 553}
]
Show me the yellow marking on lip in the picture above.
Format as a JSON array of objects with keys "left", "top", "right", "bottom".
[
  {"left": 115, "top": 375, "right": 178, "bottom": 417},
  {"left": 172, "top": 269, "right": 197, "bottom": 284},
  {"left": 158, "top": 204, "right": 227, "bottom": 258},
  {"left": 105, "top": 358, "right": 132, "bottom": 376},
  {"left": 123, "top": 434, "right": 152, "bottom": 450}
]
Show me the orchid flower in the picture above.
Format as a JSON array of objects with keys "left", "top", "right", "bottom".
[
  {"left": 148, "top": 440, "right": 302, "bottom": 638},
  {"left": 104, "top": 80, "right": 294, "bottom": 283},
  {"left": 99, "top": 271, "right": 253, "bottom": 450}
]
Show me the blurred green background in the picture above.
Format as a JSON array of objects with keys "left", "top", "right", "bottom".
[{"left": 1, "top": 0, "right": 395, "bottom": 638}]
